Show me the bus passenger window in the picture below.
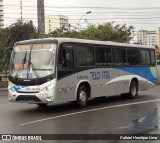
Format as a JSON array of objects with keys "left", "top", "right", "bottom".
[
  {"left": 112, "top": 48, "right": 121, "bottom": 65},
  {"left": 60, "top": 49, "right": 74, "bottom": 70},
  {"left": 127, "top": 49, "right": 139, "bottom": 65},
  {"left": 95, "top": 47, "right": 111, "bottom": 66},
  {"left": 75, "top": 45, "right": 94, "bottom": 66}
]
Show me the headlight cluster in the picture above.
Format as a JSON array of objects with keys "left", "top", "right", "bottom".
[{"left": 9, "top": 86, "right": 15, "bottom": 92}]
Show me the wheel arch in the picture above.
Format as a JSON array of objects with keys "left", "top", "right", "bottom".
[
  {"left": 75, "top": 80, "right": 91, "bottom": 100},
  {"left": 129, "top": 77, "right": 139, "bottom": 90}
]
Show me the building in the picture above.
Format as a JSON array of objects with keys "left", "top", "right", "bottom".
[
  {"left": 132, "top": 30, "right": 148, "bottom": 45},
  {"left": 157, "top": 27, "right": 160, "bottom": 48},
  {"left": 0, "top": 0, "right": 37, "bottom": 28},
  {"left": 145, "top": 31, "right": 157, "bottom": 46},
  {"left": 132, "top": 30, "right": 157, "bottom": 46},
  {"left": 45, "top": 15, "right": 69, "bottom": 34},
  {"left": 0, "top": 0, "right": 4, "bottom": 28}
]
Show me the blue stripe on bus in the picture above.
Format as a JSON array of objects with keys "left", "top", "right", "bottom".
[{"left": 117, "top": 67, "right": 157, "bottom": 84}]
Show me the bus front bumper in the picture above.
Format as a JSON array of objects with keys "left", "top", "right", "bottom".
[{"left": 8, "top": 88, "right": 56, "bottom": 104}]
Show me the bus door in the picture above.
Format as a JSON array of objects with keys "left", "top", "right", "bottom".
[{"left": 57, "top": 44, "right": 75, "bottom": 102}]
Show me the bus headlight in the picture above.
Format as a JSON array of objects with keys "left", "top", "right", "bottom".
[
  {"left": 9, "top": 86, "right": 15, "bottom": 92},
  {"left": 46, "top": 84, "right": 54, "bottom": 91}
]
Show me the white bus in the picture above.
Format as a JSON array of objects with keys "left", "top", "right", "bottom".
[{"left": 8, "top": 38, "right": 157, "bottom": 108}]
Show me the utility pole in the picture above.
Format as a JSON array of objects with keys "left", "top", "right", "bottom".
[
  {"left": 20, "top": 1, "right": 22, "bottom": 21},
  {"left": 37, "top": 0, "right": 45, "bottom": 38}
]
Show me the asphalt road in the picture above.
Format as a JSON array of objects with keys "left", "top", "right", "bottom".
[{"left": 1, "top": 87, "right": 160, "bottom": 143}]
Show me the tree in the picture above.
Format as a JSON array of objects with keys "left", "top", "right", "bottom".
[
  {"left": 7, "top": 20, "right": 38, "bottom": 47},
  {"left": 48, "top": 22, "right": 134, "bottom": 43},
  {"left": 0, "top": 28, "right": 10, "bottom": 71},
  {"left": 0, "top": 20, "right": 38, "bottom": 71}
]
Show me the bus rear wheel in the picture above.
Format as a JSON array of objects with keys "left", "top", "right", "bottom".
[
  {"left": 129, "top": 81, "right": 138, "bottom": 99},
  {"left": 77, "top": 86, "right": 88, "bottom": 108}
]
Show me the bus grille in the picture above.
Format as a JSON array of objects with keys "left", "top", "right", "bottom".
[{"left": 16, "top": 95, "right": 41, "bottom": 102}]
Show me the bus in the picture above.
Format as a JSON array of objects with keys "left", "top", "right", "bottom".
[{"left": 8, "top": 38, "right": 157, "bottom": 108}]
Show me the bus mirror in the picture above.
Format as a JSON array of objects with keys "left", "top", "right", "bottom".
[{"left": 4, "top": 47, "right": 12, "bottom": 55}]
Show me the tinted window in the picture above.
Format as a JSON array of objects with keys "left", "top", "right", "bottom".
[
  {"left": 95, "top": 47, "right": 111, "bottom": 66},
  {"left": 140, "top": 50, "right": 151, "bottom": 65},
  {"left": 150, "top": 50, "right": 156, "bottom": 65},
  {"left": 75, "top": 45, "right": 94, "bottom": 66},
  {"left": 121, "top": 49, "right": 127, "bottom": 65},
  {"left": 127, "top": 49, "right": 139, "bottom": 65},
  {"left": 112, "top": 48, "right": 121, "bottom": 65}
]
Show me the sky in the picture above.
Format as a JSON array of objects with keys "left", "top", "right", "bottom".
[{"left": 2, "top": 0, "right": 160, "bottom": 31}]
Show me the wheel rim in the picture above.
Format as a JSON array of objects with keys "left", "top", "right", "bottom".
[
  {"left": 131, "top": 84, "right": 137, "bottom": 96},
  {"left": 79, "top": 91, "right": 87, "bottom": 103}
]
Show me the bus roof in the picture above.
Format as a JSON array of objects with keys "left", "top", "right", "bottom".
[{"left": 15, "top": 38, "right": 155, "bottom": 49}]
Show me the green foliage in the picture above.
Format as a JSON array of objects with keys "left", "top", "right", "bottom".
[
  {"left": 48, "top": 22, "right": 134, "bottom": 43},
  {"left": 0, "top": 20, "right": 38, "bottom": 71},
  {"left": 7, "top": 20, "right": 38, "bottom": 47},
  {"left": 0, "top": 21, "right": 134, "bottom": 71}
]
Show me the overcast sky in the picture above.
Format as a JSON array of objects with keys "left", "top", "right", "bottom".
[{"left": 3, "top": 0, "right": 160, "bottom": 31}]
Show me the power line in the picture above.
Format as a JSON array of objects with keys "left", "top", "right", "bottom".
[{"left": 3, "top": 4, "right": 160, "bottom": 10}]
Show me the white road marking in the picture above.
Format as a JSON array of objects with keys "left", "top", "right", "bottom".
[{"left": 20, "top": 99, "right": 160, "bottom": 126}]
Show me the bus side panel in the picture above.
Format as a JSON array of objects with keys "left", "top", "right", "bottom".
[{"left": 56, "top": 67, "right": 156, "bottom": 103}]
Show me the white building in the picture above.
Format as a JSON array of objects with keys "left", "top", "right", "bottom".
[
  {"left": 145, "top": 31, "right": 157, "bottom": 46},
  {"left": 45, "top": 15, "right": 69, "bottom": 34},
  {"left": 0, "top": 0, "right": 37, "bottom": 28},
  {"left": 132, "top": 30, "right": 157, "bottom": 46},
  {"left": 157, "top": 27, "right": 160, "bottom": 48},
  {"left": 0, "top": 0, "right": 4, "bottom": 28}
]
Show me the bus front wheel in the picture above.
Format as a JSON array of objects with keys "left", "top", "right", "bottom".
[
  {"left": 37, "top": 103, "right": 48, "bottom": 108},
  {"left": 129, "top": 81, "right": 138, "bottom": 99},
  {"left": 77, "top": 86, "right": 88, "bottom": 108}
]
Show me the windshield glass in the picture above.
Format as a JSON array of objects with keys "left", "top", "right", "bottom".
[{"left": 9, "top": 43, "right": 56, "bottom": 79}]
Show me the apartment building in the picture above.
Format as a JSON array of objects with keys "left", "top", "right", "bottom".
[
  {"left": 45, "top": 15, "right": 69, "bottom": 34},
  {"left": 0, "top": 0, "right": 4, "bottom": 28},
  {"left": 157, "top": 27, "right": 160, "bottom": 48},
  {"left": 0, "top": 0, "right": 37, "bottom": 28},
  {"left": 132, "top": 30, "right": 157, "bottom": 46}
]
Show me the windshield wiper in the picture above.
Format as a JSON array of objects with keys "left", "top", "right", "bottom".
[
  {"left": 22, "top": 51, "right": 27, "bottom": 64},
  {"left": 29, "top": 61, "right": 41, "bottom": 79},
  {"left": 27, "top": 45, "right": 41, "bottom": 80}
]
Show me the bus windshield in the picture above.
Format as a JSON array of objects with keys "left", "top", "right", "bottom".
[{"left": 9, "top": 43, "right": 56, "bottom": 79}]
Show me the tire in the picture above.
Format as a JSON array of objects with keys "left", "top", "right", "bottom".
[
  {"left": 76, "top": 86, "right": 88, "bottom": 108},
  {"left": 37, "top": 103, "right": 48, "bottom": 108},
  {"left": 129, "top": 81, "right": 138, "bottom": 99}
]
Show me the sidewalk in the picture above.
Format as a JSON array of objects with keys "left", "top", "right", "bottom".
[{"left": 0, "top": 88, "right": 8, "bottom": 92}]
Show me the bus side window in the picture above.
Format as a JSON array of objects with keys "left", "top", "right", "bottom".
[{"left": 60, "top": 48, "right": 74, "bottom": 70}]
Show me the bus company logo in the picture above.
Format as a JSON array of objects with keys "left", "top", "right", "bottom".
[{"left": 90, "top": 71, "right": 110, "bottom": 80}]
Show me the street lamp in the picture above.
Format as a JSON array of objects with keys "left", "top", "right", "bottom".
[{"left": 76, "top": 11, "right": 92, "bottom": 29}]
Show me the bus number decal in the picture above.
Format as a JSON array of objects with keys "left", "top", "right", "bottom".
[{"left": 90, "top": 71, "right": 110, "bottom": 80}]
